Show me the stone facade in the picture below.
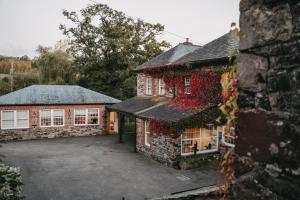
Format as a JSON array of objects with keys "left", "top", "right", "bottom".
[
  {"left": 135, "top": 118, "right": 221, "bottom": 169},
  {"left": 0, "top": 104, "right": 108, "bottom": 141},
  {"left": 0, "top": 125, "right": 105, "bottom": 141},
  {"left": 137, "top": 73, "right": 146, "bottom": 96},
  {"left": 233, "top": 0, "right": 300, "bottom": 199},
  {"left": 136, "top": 118, "right": 181, "bottom": 168}
]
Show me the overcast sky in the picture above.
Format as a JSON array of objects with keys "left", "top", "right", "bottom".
[{"left": 0, "top": 0, "right": 240, "bottom": 58}]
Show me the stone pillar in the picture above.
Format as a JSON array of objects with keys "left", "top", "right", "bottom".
[{"left": 234, "top": 0, "right": 300, "bottom": 199}]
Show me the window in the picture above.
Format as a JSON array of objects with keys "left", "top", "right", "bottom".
[
  {"left": 185, "top": 77, "right": 191, "bottom": 95},
  {"left": 146, "top": 77, "right": 152, "bottom": 95},
  {"left": 158, "top": 78, "right": 165, "bottom": 95},
  {"left": 1, "top": 110, "right": 29, "bottom": 129},
  {"left": 222, "top": 127, "right": 236, "bottom": 147},
  {"left": 40, "top": 109, "right": 64, "bottom": 127},
  {"left": 75, "top": 109, "right": 86, "bottom": 125},
  {"left": 53, "top": 110, "right": 64, "bottom": 126},
  {"left": 181, "top": 125, "right": 219, "bottom": 155},
  {"left": 87, "top": 109, "right": 99, "bottom": 125},
  {"left": 144, "top": 120, "right": 151, "bottom": 147},
  {"left": 74, "top": 108, "right": 99, "bottom": 126},
  {"left": 41, "top": 110, "right": 51, "bottom": 127},
  {"left": 16, "top": 110, "right": 29, "bottom": 128}
]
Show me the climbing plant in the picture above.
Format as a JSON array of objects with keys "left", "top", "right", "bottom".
[
  {"left": 218, "top": 50, "right": 239, "bottom": 198},
  {"left": 144, "top": 66, "right": 222, "bottom": 109}
]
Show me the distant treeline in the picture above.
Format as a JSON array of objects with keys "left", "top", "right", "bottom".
[
  {"left": 0, "top": 48, "right": 77, "bottom": 96},
  {"left": 0, "top": 59, "right": 32, "bottom": 74}
]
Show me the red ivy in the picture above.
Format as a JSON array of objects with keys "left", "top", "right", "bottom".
[
  {"left": 144, "top": 68, "right": 221, "bottom": 109},
  {"left": 149, "top": 119, "right": 179, "bottom": 138}
]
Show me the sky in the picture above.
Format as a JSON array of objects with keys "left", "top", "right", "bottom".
[{"left": 0, "top": 0, "right": 240, "bottom": 58}]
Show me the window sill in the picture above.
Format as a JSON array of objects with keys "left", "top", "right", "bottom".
[
  {"left": 40, "top": 125, "right": 65, "bottom": 128},
  {"left": 74, "top": 124, "right": 100, "bottom": 127},
  {"left": 222, "top": 142, "right": 235, "bottom": 148},
  {"left": 181, "top": 149, "right": 218, "bottom": 156},
  {"left": 1, "top": 127, "right": 29, "bottom": 130}
]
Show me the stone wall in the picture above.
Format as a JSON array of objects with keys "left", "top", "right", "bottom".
[
  {"left": 137, "top": 73, "right": 146, "bottom": 96},
  {"left": 136, "top": 118, "right": 220, "bottom": 169},
  {"left": 234, "top": 0, "right": 300, "bottom": 199},
  {"left": 136, "top": 118, "right": 181, "bottom": 168},
  {"left": 0, "top": 125, "right": 106, "bottom": 141}
]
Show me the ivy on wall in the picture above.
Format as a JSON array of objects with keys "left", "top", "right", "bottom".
[
  {"left": 218, "top": 50, "right": 239, "bottom": 198},
  {"left": 142, "top": 64, "right": 230, "bottom": 137},
  {"left": 144, "top": 66, "right": 223, "bottom": 109}
]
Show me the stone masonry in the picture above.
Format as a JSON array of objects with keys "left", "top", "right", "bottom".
[
  {"left": 136, "top": 118, "right": 181, "bottom": 168},
  {"left": 0, "top": 104, "right": 108, "bottom": 141},
  {"left": 233, "top": 0, "right": 300, "bottom": 199}
]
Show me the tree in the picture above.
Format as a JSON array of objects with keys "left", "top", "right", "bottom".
[
  {"left": 32, "top": 46, "right": 78, "bottom": 85},
  {"left": 60, "top": 3, "right": 170, "bottom": 99}
]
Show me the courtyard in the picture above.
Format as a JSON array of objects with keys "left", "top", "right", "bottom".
[{"left": 0, "top": 135, "right": 219, "bottom": 200}]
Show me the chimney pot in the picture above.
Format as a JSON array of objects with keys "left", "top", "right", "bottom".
[
  {"left": 230, "top": 22, "right": 239, "bottom": 37},
  {"left": 183, "top": 38, "right": 192, "bottom": 45}
]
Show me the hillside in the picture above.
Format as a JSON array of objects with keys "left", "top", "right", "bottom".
[{"left": 0, "top": 55, "right": 32, "bottom": 74}]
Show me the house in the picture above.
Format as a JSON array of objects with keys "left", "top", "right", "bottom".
[
  {"left": 108, "top": 24, "right": 239, "bottom": 169},
  {"left": 0, "top": 85, "right": 120, "bottom": 140}
]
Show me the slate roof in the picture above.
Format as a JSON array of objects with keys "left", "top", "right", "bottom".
[
  {"left": 135, "top": 43, "right": 201, "bottom": 70},
  {"left": 107, "top": 96, "right": 213, "bottom": 122},
  {"left": 0, "top": 85, "right": 120, "bottom": 106},
  {"left": 176, "top": 31, "right": 239, "bottom": 64}
]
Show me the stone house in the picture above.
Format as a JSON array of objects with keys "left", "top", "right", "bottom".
[
  {"left": 109, "top": 25, "right": 239, "bottom": 169},
  {"left": 0, "top": 85, "right": 120, "bottom": 140}
]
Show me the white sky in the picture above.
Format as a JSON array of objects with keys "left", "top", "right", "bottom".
[{"left": 0, "top": 0, "right": 240, "bottom": 58}]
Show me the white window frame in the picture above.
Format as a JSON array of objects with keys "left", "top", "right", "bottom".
[
  {"left": 146, "top": 77, "right": 152, "bottom": 95},
  {"left": 1, "top": 110, "right": 29, "bottom": 130},
  {"left": 158, "top": 78, "right": 165, "bottom": 95},
  {"left": 185, "top": 77, "right": 191, "bottom": 95},
  {"left": 181, "top": 126, "right": 219, "bottom": 156},
  {"left": 222, "top": 127, "right": 236, "bottom": 147},
  {"left": 74, "top": 108, "right": 100, "bottom": 126},
  {"left": 144, "top": 120, "right": 151, "bottom": 147},
  {"left": 40, "top": 109, "right": 65, "bottom": 128}
]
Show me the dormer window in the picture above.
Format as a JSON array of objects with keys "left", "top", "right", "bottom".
[
  {"left": 185, "top": 77, "right": 191, "bottom": 95},
  {"left": 146, "top": 77, "right": 152, "bottom": 95},
  {"left": 158, "top": 78, "right": 165, "bottom": 95}
]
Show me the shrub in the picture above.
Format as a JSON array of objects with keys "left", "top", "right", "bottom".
[{"left": 0, "top": 164, "right": 23, "bottom": 200}]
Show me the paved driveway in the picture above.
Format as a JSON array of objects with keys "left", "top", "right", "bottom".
[{"left": 0, "top": 135, "right": 220, "bottom": 200}]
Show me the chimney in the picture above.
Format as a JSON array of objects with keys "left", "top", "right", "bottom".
[
  {"left": 183, "top": 38, "right": 193, "bottom": 45},
  {"left": 230, "top": 22, "right": 239, "bottom": 37}
]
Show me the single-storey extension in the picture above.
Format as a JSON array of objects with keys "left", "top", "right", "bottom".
[{"left": 0, "top": 85, "right": 120, "bottom": 140}]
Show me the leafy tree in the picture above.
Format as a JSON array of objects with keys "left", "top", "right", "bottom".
[
  {"left": 0, "top": 78, "right": 11, "bottom": 96},
  {"left": 60, "top": 3, "right": 170, "bottom": 99},
  {"left": 0, "top": 164, "right": 23, "bottom": 200},
  {"left": 32, "top": 46, "right": 78, "bottom": 85}
]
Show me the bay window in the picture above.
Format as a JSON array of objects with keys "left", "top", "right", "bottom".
[
  {"left": 40, "top": 109, "right": 64, "bottom": 127},
  {"left": 181, "top": 125, "right": 219, "bottom": 155},
  {"left": 74, "top": 108, "right": 99, "bottom": 126},
  {"left": 1, "top": 110, "right": 29, "bottom": 129}
]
